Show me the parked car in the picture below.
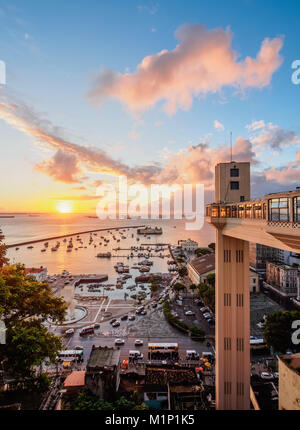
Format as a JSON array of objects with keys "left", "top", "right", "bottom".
[
  {"left": 200, "top": 307, "right": 209, "bottom": 313},
  {"left": 140, "top": 310, "right": 147, "bottom": 315},
  {"left": 203, "top": 312, "right": 211, "bottom": 319},
  {"left": 207, "top": 318, "right": 215, "bottom": 325},
  {"left": 134, "top": 339, "right": 144, "bottom": 346},
  {"left": 261, "top": 372, "right": 274, "bottom": 380},
  {"left": 152, "top": 302, "right": 157, "bottom": 308},
  {"left": 65, "top": 328, "right": 75, "bottom": 336},
  {"left": 121, "top": 315, "right": 128, "bottom": 321},
  {"left": 110, "top": 318, "right": 117, "bottom": 324},
  {"left": 128, "top": 315, "right": 135, "bottom": 321},
  {"left": 185, "top": 310, "right": 195, "bottom": 316},
  {"left": 112, "top": 321, "right": 120, "bottom": 328},
  {"left": 74, "top": 345, "right": 84, "bottom": 350},
  {"left": 94, "top": 323, "right": 100, "bottom": 329},
  {"left": 115, "top": 338, "right": 125, "bottom": 345}
]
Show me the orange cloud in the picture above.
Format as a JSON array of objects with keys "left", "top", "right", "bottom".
[{"left": 88, "top": 24, "right": 283, "bottom": 114}]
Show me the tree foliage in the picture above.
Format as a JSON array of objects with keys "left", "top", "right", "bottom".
[
  {"left": 0, "top": 261, "right": 67, "bottom": 381},
  {"left": 68, "top": 390, "right": 148, "bottom": 410},
  {"left": 264, "top": 311, "right": 300, "bottom": 353},
  {"left": 197, "top": 282, "right": 215, "bottom": 311}
]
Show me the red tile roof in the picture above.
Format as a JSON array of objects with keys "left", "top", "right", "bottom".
[{"left": 64, "top": 371, "right": 86, "bottom": 387}]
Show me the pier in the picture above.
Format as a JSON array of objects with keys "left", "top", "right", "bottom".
[{"left": 6, "top": 225, "right": 146, "bottom": 248}]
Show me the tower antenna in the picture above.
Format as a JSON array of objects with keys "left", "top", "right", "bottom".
[{"left": 230, "top": 131, "right": 232, "bottom": 162}]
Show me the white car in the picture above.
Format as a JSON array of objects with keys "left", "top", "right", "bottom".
[
  {"left": 115, "top": 338, "right": 125, "bottom": 345},
  {"left": 185, "top": 310, "right": 195, "bottom": 316},
  {"left": 203, "top": 312, "right": 211, "bottom": 319},
  {"left": 261, "top": 372, "right": 274, "bottom": 380},
  {"left": 134, "top": 339, "right": 144, "bottom": 346},
  {"left": 65, "top": 329, "right": 75, "bottom": 336}
]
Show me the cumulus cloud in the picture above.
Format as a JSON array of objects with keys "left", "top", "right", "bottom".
[
  {"left": 214, "top": 120, "right": 224, "bottom": 131},
  {"left": 87, "top": 23, "right": 283, "bottom": 114},
  {"left": 35, "top": 149, "right": 83, "bottom": 183},
  {"left": 246, "top": 119, "right": 265, "bottom": 131},
  {"left": 249, "top": 121, "right": 300, "bottom": 150},
  {"left": 0, "top": 99, "right": 160, "bottom": 183}
]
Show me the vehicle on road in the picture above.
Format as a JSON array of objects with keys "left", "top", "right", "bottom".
[
  {"left": 200, "top": 307, "right": 209, "bottom": 313},
  {"left": 203, "top": 312, "right": 211, "bottom": 319},
  {"left": 134, "top": 339, "right": 144, "bottom": 346},
  {"left": 110, "top": 318, "right": 117, "bottom": 324},
  {"left": 129, "top": 350, "right": 144, "bottom": 360},
  {"left": 94, "top": 323, "right": 100, "bottom": 329},
  {"left": 112, "top": 321, "right": 120, "bottom": 328},
  {"left": 261, "top": 372, "right": 274, "bottom": 380},
  {"left": 140, "top": 310, "right": 147, "bottom": 315},
  {"left": 79, "top": 325, "right": 94, "bottom": 336},
  {"left": 121, "top": 315, "right": 128, "bottom": 321},
  {"left": 207, "top": 318, "right": 215, "bottom": 325},
  {"left": 65, "top": 328, "right": 75, "bottom": 336},
  {"left": 185, "top": 310, "right": 195, "bottom": 316},
  {"left": 74, "top": 345, "right": 84, "bottom": 350},
  {"left": 128, "top": 315, "right": 135, "bottom": 321},
  {"left": 115, "top": 338, "right": 125, "bottom": 345},
  {"left": 57, "top": 350, "right": 83, "bottom": 362},
  {"left": 186, "top": 350, "right": 200, "bottom": 360}
]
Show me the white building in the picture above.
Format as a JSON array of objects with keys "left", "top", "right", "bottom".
[
  {"left": 178, "top": 239, "right": 198, "bottom": 252},
  {"left": 25, "top": 266, "right": 48, "bottom": 282}
]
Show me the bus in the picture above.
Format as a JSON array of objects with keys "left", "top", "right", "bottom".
[
  {"left": 57, "top": 350, "right": 84, "bottom": 362},
  {"left": 148, "top": 343, "right": 179, "bottom": 360},
  {"left": 79, "top": 325, "right": 95, "bottom": 336}
]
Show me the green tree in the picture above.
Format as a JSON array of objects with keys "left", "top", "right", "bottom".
[
  {"left": 206, "top": 273, "right": 215, "bottom": 287},
  {"left": 195, "top": 248, "right": 211, "bottom": 257},
  {"left": 178, "top": 266, "right": 187, "bottom": 277},
  {"left": 0, "top": 263, "right": 67, "bottom": 381},
  {"left": 208, "top": 242, "right": 215, "bottom": 252},
  {"left": 264, "top": 311, "right": 300, "bottom": 353},
  {"left": 0, "top": 236, "right": 8, "bottom": 268}
]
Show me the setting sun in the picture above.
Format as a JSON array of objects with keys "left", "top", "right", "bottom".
[{"left": 55, "top": 200, "right": 74, "bottom": 214}]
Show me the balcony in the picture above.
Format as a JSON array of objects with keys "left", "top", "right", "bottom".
[{"left": 205, "top": 191, "right": 300, "bottom": 252}]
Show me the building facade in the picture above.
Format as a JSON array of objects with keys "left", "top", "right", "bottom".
[
  {"left": 249, "top": 243, "right": 288, "bottom": 273},
  {"left": 265, "top": 261, "right": 298, "bottom": 297},
  {"left": 187, "top": 253, "right": 215, "bottom": 285},
  {"left": 177, "top": 239, "right": 198, "bottom": 252},
  {"left": 215, "top": 161, "right": 250, "bottom": 204},
  {"left": 278, "top": 353, "right": 300, "bottom": 410},
  {"left": 25, "top": 266, "right": 47, "bottom": 282},
  {"left": 249, "top": 269, "right": 260, "bottom": 293}
]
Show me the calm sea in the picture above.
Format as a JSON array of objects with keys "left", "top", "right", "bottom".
[{"left": 1, "top": 214, "right": 214, "bottom": 277}]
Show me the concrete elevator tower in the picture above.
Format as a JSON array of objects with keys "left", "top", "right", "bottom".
[{"left": 213, "top": 161, "right": 251, "bottom": 409}]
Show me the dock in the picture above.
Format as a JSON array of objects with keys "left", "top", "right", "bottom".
[{"left": 6, "top": 225, "right": 146, "bottom": 248}]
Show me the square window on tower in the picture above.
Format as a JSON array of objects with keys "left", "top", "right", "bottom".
[{"left": 230, "top": 181, "right": 239, "bottom": 190}]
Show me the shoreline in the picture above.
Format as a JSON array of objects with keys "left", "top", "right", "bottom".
[{"left": 6, "top": 224, "right": 146, "bottom": 248}]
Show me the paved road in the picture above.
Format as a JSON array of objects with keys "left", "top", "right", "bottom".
[{"left": 63, "top": 305, "right": 215, "bottom": 364}]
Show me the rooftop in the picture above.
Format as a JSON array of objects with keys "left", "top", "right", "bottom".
[
  {"left": 25, "top": 267, "right": 46, "bottom": 274},
  {"left": 188, "top": 253, "right": 215, "bottom": 276},
  {"left": 279, "top": 353, "right": 300, "bottom": 375},
  {"left": 145, "top": 367, "right": 198, "bottom": 386},
  {"left": 64, "top": 371, "right": 85, "bottom": 388},
  {"left": 87, "top": 346, "right": 120, "bottom": 369}
]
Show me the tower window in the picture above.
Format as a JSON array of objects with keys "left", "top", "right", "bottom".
[
  {"left": 230, "top": 168, "right": 239, "bottom": 177},
  {"left": 230, "top": 181, "right": 239, "bottom": 190}
]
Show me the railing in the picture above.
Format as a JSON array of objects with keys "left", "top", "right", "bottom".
[{"left": 206, "top": 192, "right": 300, "bottom": 224}]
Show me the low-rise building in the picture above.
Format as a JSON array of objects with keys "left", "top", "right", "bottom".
[
  {"left": 177, "top": 239, "right": 198, "bottom": 252},
  {"left": 63, "top": 370, "right": 85, "bottom": 398},
  {"left": 25, "top": 266, "right": 47, "bottom": 282},
  {"left": 250, "top": 268, "right": 260, "bottom": 293},
  {"left": 85, "top": 346, "right": 120, "bottom": 400},
  {"left": 265, "top": 261, "right": 298, "bottom": 297},
  {"left": 278, "top": 353, "right": 300, "bottom": 410},
  {"left": 187, "top": 254, "right": 215, "bottom": 285}
]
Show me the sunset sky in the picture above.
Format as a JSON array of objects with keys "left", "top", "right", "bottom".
[{"left": 0, "top": 0, "right": 300, "bottom": 213}]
